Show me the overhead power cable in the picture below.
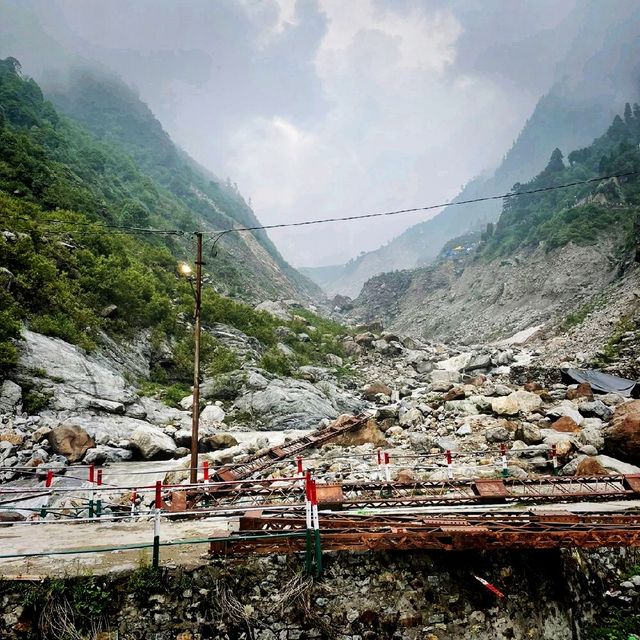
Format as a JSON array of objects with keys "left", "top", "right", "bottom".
[
  {"left": 206, "top": 169, "right": 640, "bottom": 237},
  {"left": 4, "top": 169, "right": 639, "bottom": 239}
]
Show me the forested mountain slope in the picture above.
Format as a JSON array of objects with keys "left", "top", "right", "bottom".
[
  {"left": 0, "top": 57, "right": 323, "bottom": 380},
  {"left": 352, "top": 103, "right": 640, "bottom": 345}
]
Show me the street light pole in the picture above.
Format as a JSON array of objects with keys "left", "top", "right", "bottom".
[{"left": 190, "top": 232, "right": 203, "bottom": 484}]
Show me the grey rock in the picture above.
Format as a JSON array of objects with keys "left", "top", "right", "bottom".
[
  {"left": 0, "top": 380, "right": 21, "bottom": 414},
  {"left": 131, "top": 425, "right": 177, "bottom": 460},
  {"left": 464, "top": 353, "right": 492, "bottom": 372},
  {"left": 515, "top": 422, "right": 543, "bottom": 445},
  {"left": 325, "top": 354, "right": 343, "bottom": 367},
  {"left": 19, "top": 330, "right": 137, "bottom": 407},
  {"left": 456, "top": 424, "right": 472, "bottom": 436},
  {"left": 560, "top": 455, "right": 587, "bottom": 476},
  {"left": 399, "top": 407, "right": 422, "bottom": 427},
  {"left": 443, "top": 399, "right": 479, "bottom": 415},
  {"left": 485, "top": 426, "right": 511, "bottom": 443},
  {"left": 578, "top": 400, "right": 612, "bottom": 421},
  {"left": 276, "top": 342, "right": 296, "bottom": 357},
  {"left": 435, "top": 437, "right": 459, "bottom": 452},
  {"left": 595, "top": 455, "right": 640, "bottom": 475},
  {"left": 208, "top": 323, "right": 264, "bottom": 361},
  {"left": 254, "top": 300, "right": 291, "bottom": 321},
  {"left": 246, "top": 371, "right": 269, "bottom": 391},
  {"left": 83, "top": 445, "right": 133, "bottom": 464},
  {"left": 234, "top": 378, "right": 364, "bottom": 430},
  {"left": 430, "top": 370, "right": 461, "bottom": 385},
  {"left": 493, "top": 384, "right": 513, "bottom": 397},
  {"left": 546, "top": 403, "right": 584, "bottom": 425}
]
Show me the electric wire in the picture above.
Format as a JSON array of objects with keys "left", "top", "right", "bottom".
[{"left": 4, "top": 169, "right": 639, "bottom": 239}]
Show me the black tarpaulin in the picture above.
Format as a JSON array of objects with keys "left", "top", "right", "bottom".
[{"left": 561, "top": 368, "right": 640, "bottom": 397}]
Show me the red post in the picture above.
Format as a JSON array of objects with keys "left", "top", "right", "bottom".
[
  {"left": 297, "top": 456, "right": 303, "bottom": 475},
  {"left": 88, "top": 463, "right": 95, "bottom": 484},
  {"left": 203, "top": 460, "right": 209, "bottom": 482},
  {"left": 155, "top": 480, "right": 163, "bottom": 510},
  {"left": 377, "top": 448, "right": 382, "bottom": 465},
  {"left": 130, "top": 488, "right": 137, "bottom": 516},
  {"left": 384, "top": 452, "right": 391, "bottom": 482},
  {"left": 446, "top": 450, "right": 453, "bottom": 480},
  {"left": 45, "top": 470, "right": 53, "bottom": 487},
  {"left": 96, "top": 469, "right": 103, "bottom": 486}
]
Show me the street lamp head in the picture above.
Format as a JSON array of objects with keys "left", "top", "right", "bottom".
[{"left": 179, "top": 262, "right": 192, "bottom": 276}]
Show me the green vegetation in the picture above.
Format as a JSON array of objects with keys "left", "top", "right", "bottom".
[
  {"left": 592, "top": 317, "right": 636, "bottom": 367},
  {"left": 560, "top": 296, "right": 607, "bottom": 331},
  {"left": 479, "top": 102, "right": 640, "bottom": 260},
  {"left": 585, "top": 610, "right": 640, "bottom": 640},
  {"left": 260, "top": 347, "right": 294, "bottom": 376},
  {"left": 0, "top": 57, "right": 334, "bottom": 383}
]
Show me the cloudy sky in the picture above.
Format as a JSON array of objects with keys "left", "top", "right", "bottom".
[{"left": 0, "top": 0, "right": 622, "bottom": 266}]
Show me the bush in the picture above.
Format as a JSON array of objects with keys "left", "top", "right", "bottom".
[{"left": 260, "top": 348, "right": 293, "bottom": 376}]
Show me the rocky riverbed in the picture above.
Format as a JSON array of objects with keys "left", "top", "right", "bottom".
[{"left": 2, "top": 316, "right": 640, "bottom": 517}]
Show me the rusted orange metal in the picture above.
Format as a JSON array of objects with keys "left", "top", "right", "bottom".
[
  {"left": 210, "top": 511, "right": 640, "bottom": 555},
  {"left": 211, "top": 414, "right": 369, "bottom": 482}
]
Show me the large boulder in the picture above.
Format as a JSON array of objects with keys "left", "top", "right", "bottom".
[
  {"left": 48, "top": 425, "right": 95, "bottom": 462},
  {"left": 491, "top": 391, "right": 542, "bottom": 416},
  {"left": 331, "top": 416, "right": 386, "bottom": 447},
  {"left": 604, "top": 400, "right": 640, "bottom": 464},
  {"left": 363, "top": 381, "right": 392, "bottom": 400},
  {"left": 200, "top": 434, "right": 239, "bottom": 452},
  {"left": 19, "top": 330, "right": 137, "bottom": 409},
  {"left": 199, "top": 404, "right": 226, "bottom": 427},
  {"left": 0, "top": 380, "right": 21, "bottom": 414},
  {"left": 83, "top": 445, "right": 133, "bottom": 464},
  {"left": 234, "top": 378, "right": 364, "bottom": 430},
  {"left": 594, "top": 454, "right": 640, "bottom": 475},
  {"left": 131, "top": 425, "right": 177, "bottom": 460}
]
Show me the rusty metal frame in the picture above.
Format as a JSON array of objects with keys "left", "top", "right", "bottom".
[
  {"left": 171, "top": 474, "right": 640, "bottom": 513},
  {"left": 212, "top": 414, "right": 368, "bottom": 482},
  {"left": 210, "top": 511, "right": 640, "bottom": 555}
]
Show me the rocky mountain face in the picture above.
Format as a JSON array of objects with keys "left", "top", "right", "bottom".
[
  {"left": 354, "top": 238, "right": 629, "bottom": 345},
  {"left": 351, "top": 103, "right": 640, "bottom": 351}
]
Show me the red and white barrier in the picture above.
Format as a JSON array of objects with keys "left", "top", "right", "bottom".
[{"left": 473, "top": 575, "right": 505, "bottom": 598}]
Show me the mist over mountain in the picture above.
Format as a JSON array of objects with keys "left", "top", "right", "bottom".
[{"left": 303, "top": 1, "right": 640, "bottom": 297}]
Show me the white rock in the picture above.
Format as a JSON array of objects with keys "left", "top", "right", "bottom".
[
  {"left": 179, "top": 395, "right": 194, "bottom": 410},
  {"left": 200, "top": 405, "right": 226, "bottom": 426},
  {"left": 491, "top": 391, "right": 542, "bottom": 416}
]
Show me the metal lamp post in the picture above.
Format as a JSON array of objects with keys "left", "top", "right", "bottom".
[{"left": 180, "top": 232, "right": 204, "bottom": 484}]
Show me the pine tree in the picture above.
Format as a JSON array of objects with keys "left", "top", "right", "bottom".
[
  {"left": 624, "top": 102, "right": 633, "bottom": 125},
  {"left": 544, "top": 148, "right": 565, "bottom": 173}
]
